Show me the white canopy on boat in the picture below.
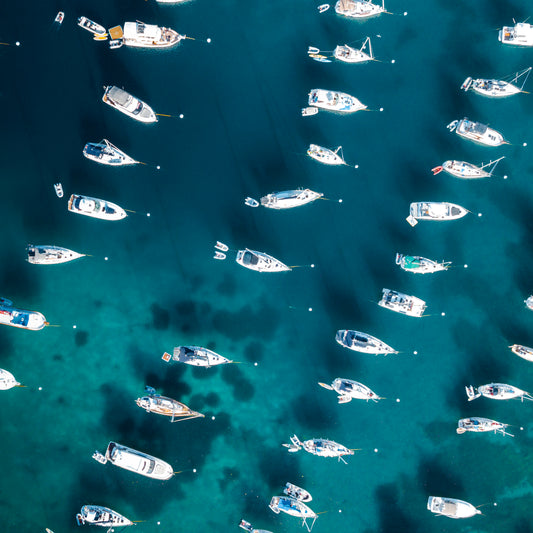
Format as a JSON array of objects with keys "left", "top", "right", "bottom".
[{"left": 124, "top": 22, "right": 162, "bottom": 41}]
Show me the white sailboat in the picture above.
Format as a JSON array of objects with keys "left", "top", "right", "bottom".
[
  {"left": 122, "top": 21, "right": 185, "bottom": 48},
  {"left": 27, "top": 245, "right": 86, "bottom": 265},
  {"left": 260, "top": 189, "right": 323, "bottom": 209},
  {"left": 465, "top": 383, "right": 533, "bottom": 402},
  {"left": 335, "top": 329, "right": 397, "bottom": 354},
  {"left": 510, "top": 344, "right": 533, "bottom": 362},
  {"left": 407, "top": 202, "right": 469, "bottom": 226},
  {"left": 136, "top": 386, "right": 205, "bottom": 421},
  {"left": 335, "top": 0, "right": 386, "bottom": 19},
  {"left": 378, "top": 288, "right": 426, "bottom": 317},
  {"left": 235, "top": 249, "right": 291, "bottom": 272},
  {"left": 307, "top": 144, "right": 354, "bottom": 166},
  {"left": 334, "top": 37, "right": 374, "bottom": 63},
  {"left": 76, "top": 505, "right": 133, "bottom": 528},
  {"left": 0, "top": 369, "right": 21, "bottom": 390},
  {"left": 427, "top": 497, "right": 481, "bottom": 519},
  {"left": 461, "top": 67, "right": 531, "bottom": 97},
  {"left": 499, "top": 22, "right": 533, "bottom": 47},
  {"left": 283, "top": 434, "right": 354, "bottom": 463},
  {"left": 447, "top": 118, "right": 507, "bottom": 147},
  {"left": 456, "top": 417, "right": 513, "bottom": 437},
  {"left": 83, "top": 139, "right": 138, "bottom": 166},
  {"left": 395, "top": 254, "right": 451, "bottom": 274},
  {"left": 269, "top": 496, "right": 317, "bottom": 532},
  {"left": 308, "top": 89, "right": 367, "bottom": 113},
  {"left": 68, "top": 194, "right": 127, "bottom": 221},
  {"left": 432, "top": 157, "right": 504, "bottom": 179},
  {"left": 162, "top": 346, "right": 233, "bottom": 367},
  {"left": 319, "top": 378, "right": 383, "bottom": 403}
]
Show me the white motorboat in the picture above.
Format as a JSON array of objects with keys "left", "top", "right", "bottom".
[
  {"left": 335, "top": 0, "right": 386, "bottom": 18},
  {"left": 92, "top": 441, "right": 174, "bottom": 479},
  {"left": 284, "top": 482, "right": 312, "bottom": 502},
  {"left": 76, "top": 505, "right": 133, "bottom": 528},
  {"left": 0, "top": 298, "right": 46, "bottom": 331},
  {"left": 235, "top": 249, "right": 291, "bottom": 272},
  {"left": 239, "top": 519, "right": 273, "bottom": 533},
  {"left": 102, "top": 86, "right": 157, "bottom": 123},
  {"left": 427, "top": 496, "right": 481, "bottom": 519},
  {"left": 123, "top": 21, "right": 184, "bottom": 48},
  {"left": 54, "top": 12, "right": 64, "bottom": 25},
  {"left": 301, "top": 107, "right": 319, "bottom": 117},
  {"left": 68, "top": 194, "right": 127, "bottom": 221},
  {"left": 260, "top": 189, "right": 323, "bottom": 210},
  {"left": 448, "top": 118, "right": 507, "bottom": 147},
  {"left": 244, "top": 197, "right": 259, "bottom": 207},
  {"left": 0, "top": 369, "right": 20, "bottom": 390},
  {"left": 27, "top": 245, "right": 86, "bottom": 265},
  {"left": 54, "top": 183, "right": 64, "bottom": 197},
  {"left": 525, "top": 295, "right": 533, "bottom": 310},
  {"left": 499, "top": 23, "right": 533, "bottom": 47},
  {"left": 77, "top": 16, "right": 107, "bottom": 36},
  {"left": 510, "top": 344, "right": 533, "bottom": 362},
  {"left": 466, "top": 383, "right": 533, "bottom": 402},
  {"left": 83, "top": 139, "right": 138, "bottom": 166},
  {"left": 395, "top": 253, "right": 451, "bottom": 274},
  {"left": 308, "top": 89, "right": 367, "bottom": 113},
  {"left": 269, "top": 496, "right": 317, "bottom": 532},
  {"left": 378, "top": 288, "right": 426, "bottom": 318},
  {"left": 457, "top": 417, "right": 513, "bottom": 437},
  {"left": 136, "top": 386, "right": 204, "bottom": 421},
  {"left": 307, "top": 144, "right": 348, "bottom": 165},
  {"left": 318, "top": 4, "right": 330, "bottom": 13},
  {"left": 283, "top": 434, "right": 354, "bottom": 463},
  {"left": 408, "top": 202, "right": 468, "bottom": 225},
  {"left": 334, "top": 37, "right": 374, "bottom": 63},
  {"left": 461, "top": 67, "right": 531, "bottom": 97},
  {"left": 335, "top": 329, "right": 397, "bottom": 354},
  {"left": 433, "top": 157, "right": 504, "bottom": 179},
  {"left": 162, "top": 346, "right": 233, "bottom": 367},
  {"left": 319, "top": 378, "right": 382, "bottom": 403}
]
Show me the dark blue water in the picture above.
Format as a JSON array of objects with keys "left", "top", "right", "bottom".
[{"left": 1, "top": 1, "right": 533, "bottom": 532}]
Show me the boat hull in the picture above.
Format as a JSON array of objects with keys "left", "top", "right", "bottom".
[
  {"left": 235, "top": 249, "right": 291, "bottom": 272},
  {"left": 378, "top": 288, "right": 426, "bottom": 317},
  {"left": 27, "top": 245, "right": 85, "bottom": 265},
  {"left": 442, "top": 160, "right": 489, "bottom": 179},
  {"left": 0, "top": 369, "right": 20, "bottom": 390},
  {"left": 260, "top": 189, "right": 323, "bottom": 209},
  {"left": 0, "top": 302, "right": 46, "bottom": 330},
  {"left": 68, "top": 194, "right": 127, "bottom": 221},
  {"left": 511, "top": 344, "right": 533, "bottom": 362},
  {"left": 77, "top": 505, "right": 133, "bottom": 527},
  {"left": 427, "top": 496, "right": 480, "bottom": 518},
  {"left": 105, "top": 442, "right": 173, "bottom": 480},
  {"left": 102, "top": 86, "right": 157, "bottom": 123},
  {"left": 335, "top": 329, "right": 396, "bottom": 354},
  {"left": 410, "top": 202, "right": 468, "bottom": 221},
  {"left": 308, "top": 89, "right": 366, "bottom": 113}
]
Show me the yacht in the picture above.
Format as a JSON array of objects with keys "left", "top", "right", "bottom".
[
  {"left": 68, "top": 194, "right": 127, "bottom": 221},
  {"left": 76, "top": 505, "right": 133, "bottom": 528},
  {"left": 335, "top": 0, "right": 385, "bottom": 18},
  {"left": 448, "top": 118, "right": 507, "bottom": 146},
  {"left": 92, "top": 442, "right": 174, "bottom": 480},
  {"left": 378, "top": 288, "right": 426, "bottom": 317},
  {"left": 457, "top": 417, "right": 513, "bottom": 437},
  {"left": 83, "top": 139, "right": 138, "bottom": 166},
  {"left": 308, "top": 89, "right": 367, "bottom": 113},
  {"left": 433, "top": 157, "right": 504, "bottom": 179},
  {"left": 0, "top": 369, "right": 20, "bottom": 390},
  {"left": 319, "top": 378, "right": 382, "bottom": 403},
  {"left": 77, "top": 16, "right": 106, "bottom": 36},
  {"left": 283, "top": 434, "right": 354, "bottom": 463},
  {"left": 466, "top": 383, "right": 533, "bottom": 402},
  {"left": 269, "top": 496, "right": 317, "bottom": 532},
  {"left": 284, "top": 482, "right": 312, "bottom": 502},
  {"left": 395, "top": 254, "right": 451, "bottom": 274},
  {"left": 499, "top": 22, "right": 533, "bottom": 46},
  {"left": 307, "top": 144, "right": 347, "bottom": 165},
  {"left": 0, "top": 298, "right": 46, "bottom": 330},
  {"left": 123, "top": 21, "right": 184, "bottom": 48},
  {"left": 461, "top": 67, "right": 531, "bottom": 97},
  {"left": 408, "top": 202, "right": 468, "bottom": 225},
  {"left": 260, "top": 189, "right": 323, "bottom": 209},
  {"left": 239, "top": 519, "right": 273, "bottom": 533},
  {"left": 525, "top": 295, "right": 533, "bottom": 310},
  {"left": 102, "top": 86, "right": 157, "bottom": 123},
  {"left": 510, "top": 344, "right": 533, "bottom": 362},
  {"left": 27, "top": 245, "right": 86, "bottom": 265},
  {"left": 335, "top": 329, "right": 397, "bottom": 354},
  {"left": 334, "top": 37, "right": 374, "bottom": 63},
  {"left": 162, "top": 346, "right": 232, "bottom": 367},
  {"left": 136, "top": 386, "right": 204, "bottom": 421},
  {"left": 235, "top": 249, "right": 291, "bottom": 272},
  {"left": 427, "top": 497, "right": 481, "bottom": 519}
]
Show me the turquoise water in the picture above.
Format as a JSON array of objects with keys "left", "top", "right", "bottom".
[{"left": 1, "top": 0, "right": 533, "bottom": 532}]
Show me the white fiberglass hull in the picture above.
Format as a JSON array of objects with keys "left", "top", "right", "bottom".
[
  {"left": 499, "top": 24, "right": 533, "bottom": 46},
  {"left": 68, "top": 194, "right": 127, "bottom": 221},
  {"left": 308, "top": 89, "right": 366, "bottom": 113},
  {"left": 395, "top": 254, "right": 450, "bottom": 273},
  {"left": 236, "top": 249, "right": 291, "bottom": 272},
  {"left": 307, "top": 144, "right": 344, "bottom": 165},
  {"left": 335, "top": 329, "right": 396, "bottom": 354},
  {"left": 102, "top": 86, "right": 157, "bottom": 123},
  {"left": 454, "top": 118, "right": 506, "bottom": 146},
  {"left": 164, "top": 345, "right": 232, "bottom": 367},
  {"left": 0, "top": 369, "right": 20, "bottom": 390},
  {"left": 427, "top": 496, "right": 480, "bottom": 518},
  {"left": 27, "top": 245, "right": 86, "bottom": 265},
  {"left": 378, "top": 288, "right": 426, "bottom": 317},
  {"left": 442, "top": 160, "right": 489, "bottom": 179},
  {"left": 260, "top": 189, "right": 323, "bottom": 209},
  {"left": 335, "top": 1, "right": 385, "bottom": 18},
  {"left": 511, "top": 344, "right": 533, "bottom": 362},
  {"left": 0, "top": 301, "right": 46, "bottom": 330},
  {"left": 76, "top": 505, "right": 133, "bottom": 527},
  {"left": 410, "top": 202, "right": 468, "bottom": 221},
  {"left": 326, "top": 378, "right": 382, "bottom": 402}
]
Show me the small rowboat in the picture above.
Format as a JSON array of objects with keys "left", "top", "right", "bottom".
[
  {"left": 318, "top": 4, "right": 330, "bottom": 13},
  {"left": 302, "top": 107, "right": 319, "bottom": 117},
  {"left": 284, "top": 482, "right": 312, "bottom": 502},
  {"left": 54, "top": 183, "right": 64, "bottom": 198},
  {"left": 245, "top": 197, "right": 259, "bottom": 207}
]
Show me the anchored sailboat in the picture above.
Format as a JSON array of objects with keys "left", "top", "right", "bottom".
[
  {"left": 432, "top": 157, "right": 504, "bottom": 179},
  {"left": 461, "top": 67, "right": 531, "bottom": 97}
]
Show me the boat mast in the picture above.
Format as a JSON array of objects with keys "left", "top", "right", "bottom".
[{"left": 479, "top": 156, "right": 505, "bottom": 175}]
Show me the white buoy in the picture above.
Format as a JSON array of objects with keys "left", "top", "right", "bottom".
[
  {"left": 339, "top": 510, "right": 342, "bottom": 513},
  {"left": 374, "top": 448, "right": 378, "bottom": 453},
  {"left": 355, "top": 164, "right": 359, "bottom": 169},
  {"left": 404, "top": 11, "right": 408, "bottom": 15},
  {"left": 308, "top": 307, "right": 313, "bottom": 312},
  {"left": 339, "top": 199, "right": 343, "bottom": 203},
  {"left": 73, "top": 325, "right": 77, "bottom": 329},
  {"left": 523, "top": 142, "right": 527, "bottom": 147},
  {"left": 396, "top": 398, "right": 400, "bottom": 402},
  {"left": 478, "top": 213, "right": 482, "bottom": 217},
  {"left": 254, "top": 362, "right": 258, "bottom": 366},
  {"left": 105, "top": 257, "right": 109, "bottom": 261},
  {"left": 156, "top": 165, "right": 161, "bottom": 170},
  {"left": 520, "top": 427, "right": 524, "bottom": 430},
  {"left": 311, "top": 264, "right": 315, "bottom": 268},
  {"left": 413, "top": 350, "right": 418, "bottom": 355},
  {"left": 147, "top": 213, "right": 151, "bottom": 217},
  {"left": 391, "top": 59, "right": 396, "bottom": 64},
  {"left": 38, "top": 387, "right": 42, "bottom": 391},
  {"left": 157, "top": 522, "right": 161, "bottom": 526},
  {"left": 211, "top": 416, "right": 215, "bottom": 420},
  {"left": 207, "top": 38, "right": 211, "bottom": 43},
  {"left": 441, "top": 312, "right": 446, "bottom": 316},
  {"left": 494, "top": 503, "right": 498, "bottom": 506},
  {"left": 179, "top": 114, "right": 184, "bottom": 119},
  {"left": 379, "top": 107, "right": 384, "bottom": 112},
  {"left": 464, "top": 264, "right": 468, "bottom": 268},
  {"left": 15, "top": 41, "right": 20, "bottom": 46}
]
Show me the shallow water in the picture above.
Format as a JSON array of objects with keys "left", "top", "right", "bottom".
[{"left": 0, "top": 1, "right": 532, "bottom": 532}]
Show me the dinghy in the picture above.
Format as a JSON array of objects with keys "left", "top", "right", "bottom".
[
  {"left": 301, "top": 107, "right": 319, "bottom": 116},
  {"left": 54, "top": 183, "right": 64, "bottom": 198},
  {"left": 244, "top": 197, "right": 259, "bottom": 207},
  {"left": 318, "top": 4, "right": 330, "bottom": 13},
  {"left": 284, "top": 482, "right": 312, "bottom": 502},
  {"left": 239, "top": 519, "right": 273, "bottom": 533}
]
